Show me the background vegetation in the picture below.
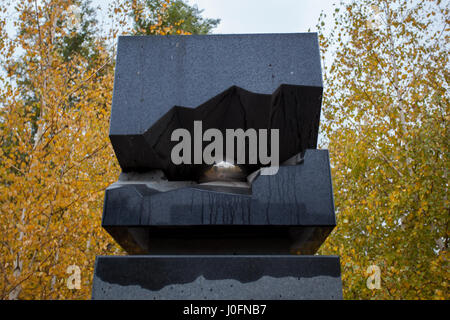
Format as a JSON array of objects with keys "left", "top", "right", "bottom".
[
  {"left": 0, "top": 0, "right": 447, "bottom": 299},
  {"left": 317, "top": 0, "right": 448, "bottom": 299}
]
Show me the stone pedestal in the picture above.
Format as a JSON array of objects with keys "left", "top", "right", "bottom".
[{"left": 92, "top": 256, "right": 342, "bottom": 300}]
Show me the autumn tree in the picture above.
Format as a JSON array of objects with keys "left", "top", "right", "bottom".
[
  {"left": 0, "top": 0, "right": 119, "bottom": 300},
  {"left": 0, "top": 0, "right": 215, "bottom": 300},
  {"left": 125, "top": 0, "right": 220, "bottom": 35},
  {"left": 317, "top": 0, "right": 449, "bottom": 299}
]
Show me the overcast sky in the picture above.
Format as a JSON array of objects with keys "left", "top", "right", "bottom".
[{"left": 187, "top": 0, "right": 338, "bottom": 34}]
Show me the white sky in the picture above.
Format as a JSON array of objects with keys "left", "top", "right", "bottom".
[{"left": 186, "top": 0, "right": 338, "bottom": 34}]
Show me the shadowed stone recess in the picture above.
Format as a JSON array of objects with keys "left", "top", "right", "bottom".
[{"left": 113, "top": 85, "right": 322, "bottom": 180}]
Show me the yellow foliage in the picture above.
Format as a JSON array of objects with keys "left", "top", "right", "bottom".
[
  {"left": 0, "top": 0, "right": 191, "bottom": 300},
  {"left": 317, "top": 0, "right": 449, "bottom": 300}
]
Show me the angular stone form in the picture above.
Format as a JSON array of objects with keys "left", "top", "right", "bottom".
[
  {"left": 92, "top": 256, "right": 343, "bottom": 300},
  {"left": 102, "top": 149, "right": 335, "bottom": 255},
  {"left": 110, "top": 34, "right": 323, "bottom": 179}
]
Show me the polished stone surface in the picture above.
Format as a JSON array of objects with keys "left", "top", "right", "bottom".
[
  {"left": 109, "top": 34, "right": 323, "bottom": 178},
  {"left": 111, "top": 33, "right": 323, "bottom": 135},
  {"left": 92, "top": 255, "right": 343, "bottom": 300},
  {"left": 102, "top": 150, "right": 335, "bottom": 254}
]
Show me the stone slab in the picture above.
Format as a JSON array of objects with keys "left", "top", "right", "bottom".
[
  {"left": 92, "top": 255, "right": 342, "bottom": 300},
  {"left": 109, "top": 34, "right": 323, "bottom": 176},
  {"left": 101, "top": 149, "right": 336, "bottom": 254},
  {"left": 111, "top": 33, "right": 323, "bottom": 135}
]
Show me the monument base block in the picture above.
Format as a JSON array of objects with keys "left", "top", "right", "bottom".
[{"left": 92, "top": 255, "right": 342, "bottom": 300}]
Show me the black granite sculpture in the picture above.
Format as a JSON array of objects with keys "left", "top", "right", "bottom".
[{"left": 92, "top": 33, "right": 343, "bottom": 300}]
